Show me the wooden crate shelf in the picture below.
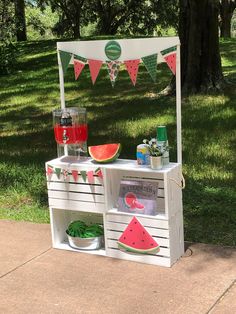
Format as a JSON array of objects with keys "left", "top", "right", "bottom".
[{"left": 46, "top": 157, "right": 184, "bottom": 267}]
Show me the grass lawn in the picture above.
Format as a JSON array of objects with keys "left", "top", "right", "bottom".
[{"left": 0, "top": 38, "right": 235, "bottom": 245}]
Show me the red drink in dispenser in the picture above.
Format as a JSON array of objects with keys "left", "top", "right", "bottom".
[{"left": 53, "top": 108, "right": 88, "bottom": 158}]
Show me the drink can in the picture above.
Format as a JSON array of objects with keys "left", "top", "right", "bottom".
[{"left": 136, "top": 144, "right": 150, "bottom": 165}]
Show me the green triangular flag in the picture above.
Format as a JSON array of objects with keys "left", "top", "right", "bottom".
[
  {"left": 80, "top": 170, "right": 87, "bottom": 182},
  {"left": 55, "top": 167, "right": 61, "bottom": 179},
  {"left": 59, "top": 50, "right": 72, "bottom": 74},
  {"left": 74, "top": 54, "right": 87, "bottom": 63},
  {"left": 141, "top": 53, "right": 157, "bottom": 82}
]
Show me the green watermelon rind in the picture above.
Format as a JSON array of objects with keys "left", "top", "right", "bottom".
[
  {"left": 88, "top": 143, "right": 121, "bottom": 163},
  {"left": 117, "top": 241, "right": 160, "bottom": 254}
]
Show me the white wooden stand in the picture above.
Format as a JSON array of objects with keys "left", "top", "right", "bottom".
[
  {"left": 46, "top": 158, "right": 184, "bottom": 267},
  {"left": 46, "top": 37, "right": 184, "bottom": 267}
]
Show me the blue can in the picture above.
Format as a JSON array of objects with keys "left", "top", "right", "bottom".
[{"left": 136, "top": 144, "right": 150, "bottom": 165}]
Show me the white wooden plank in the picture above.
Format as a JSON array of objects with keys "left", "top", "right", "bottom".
[
  {"left": 48, "top": 198, "right": 105, "bottom": 213},
  {"left": 107, "top": 239, "right": 170, "bottom": 257},
  {"left": 106, "top": 212, "right": 168, "bottom": 228},
  {"left": 48, "top": 190, "right": 105, "bottom": 203},
  {"left": 47, "top": 182, "right": 104, "bottom": 195},
  {"left": 106, "top": 230, "right": 169, "bottom": 247},
  {"left": 106, "top": 248, "right": 171, "bottom": 267},
  {"left": 106, "top": 222, "right": 169, "bottom": 238},
  {"left": 54, "top": 242, "right": 106, "bottom": 256}
]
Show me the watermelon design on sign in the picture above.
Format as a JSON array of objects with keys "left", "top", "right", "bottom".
[
  {"left": 124, "top": 192, "right": 145, "bottom": 211},
  {"left": 105, "top": 41, "right": 121, "bottom": 61},
  {"left": 74, "top": 59, "right": 85, "bottom": 80},
  {"left": 161, "top": 46, "right": 177, "bottom": 75},
  {"left": 118, "top": 217, "right": 160, "bottom": 254}
]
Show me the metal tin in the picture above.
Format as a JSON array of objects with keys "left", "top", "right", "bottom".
[
  {"left": 67, "top": 233, "right": 104, "bottom": 250},
  {"left": 136, "top": 144, "right": 150, "bottom": 165}
]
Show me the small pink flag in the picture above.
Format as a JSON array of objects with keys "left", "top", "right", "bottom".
[
  {"left": 74, "top": 59, "right": 85, "bottom": 80},
  {"left": 124, "top": 59, "right": 140, "bottom": 86},
  {"left": 72, "top": 170, "right": 79, "bottom": 182},
  {"left": 164, "top": 53, "right": 176, "bottom": 75},
  {"left": 87, "top": 170, "right": 94, "bottom": 184},
  {"left": 95, "top": 168, "right": 103, "bottom": 179},
  {"left": 88, "top": 59, "right": 103, "bottom": 84},
  {"left": 46, "top": 165, "right": 53, "bottom": 179}
]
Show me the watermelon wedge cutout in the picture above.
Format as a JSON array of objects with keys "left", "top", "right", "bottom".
[
  {"left": 88, "top": 143, "right": 121, "bottom": 163},
  {"left": 124, "top": 59, "right": 140, "bottom": 86},
  {"left": 124, "top": 192, "right": 145, "bottom": 211},
  {"left": 161, "top": 46, "right": 177, "bottom": 75},
  {"left": 117, "top": 217, "right": 160, "bottom": 254}
]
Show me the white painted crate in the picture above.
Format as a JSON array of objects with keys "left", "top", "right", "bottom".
[{"left": 46, "top": 158, "right": 184, "bottom": 267}]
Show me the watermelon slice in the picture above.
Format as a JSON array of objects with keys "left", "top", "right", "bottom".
[
  {"left": 117, "top": 217, "right": 160, "bottom": 254},
  {"left": 88, "top": 143, "right": 121, "bottom": 163},
  {"left": 161, "top": 46, "right": 177, "bottom": 75}
]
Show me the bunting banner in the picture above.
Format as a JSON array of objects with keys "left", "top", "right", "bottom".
[
  {"left": 72, "top": 170, "right": 79, "bottom": 182},
  {"left": 74, "top": 59, "right": 85, "bottom": 80},
  {"left": 141, "top": 54, "right": 157, "bottom": 82},
  {"left": 55, "top": 167, "right": 61, "bottom": 179},
  {"left": 87, "top": 170, "right": 95, "bottom": 184},
  {"left": 59, "top": 50, "right": 72, "bottom": 75},
  {"left": 58, "top": 42, "right": 177, "bottom": 85},
  {"left": 124, "top": 59, "right": 140, "bottom": 86},
  {"left": 95, "top": 168, "right": 103, "bottom": 180},
  {"left": 80, "top": 170, "right": 87, "bottom": 182},
  {"left": 88, "top": 59, "right": 103, "bottom": 84},
  {"left": 107, "top": 61, "right": 121, "bottom": 87},
  {"left": 160, "top": 46, "right": 177, "bottom": 75}
]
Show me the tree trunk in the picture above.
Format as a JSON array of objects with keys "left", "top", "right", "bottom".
[
  {"left": 219, "top": 0, "right": 236, "bottom": 38},
  {"left": 14, "top": 0, "right": 27, "bottom": 41},
  {"left": 179, "top": 0, "right": 224, "bottom": 93}
]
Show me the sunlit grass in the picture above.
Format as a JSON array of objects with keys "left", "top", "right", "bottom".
[{"left": 0, "top": 38, "right": 235, "bottom": 245}]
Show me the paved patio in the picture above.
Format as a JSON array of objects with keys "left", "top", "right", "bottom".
[{"left": 0, "top": 219, "right": 235, "bottom": 314}]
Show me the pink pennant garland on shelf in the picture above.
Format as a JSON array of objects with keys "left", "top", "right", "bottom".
[
  {"left": 95, "top": 168, "right": 103, "bottom": 179},
  {"left": 74, "top": 59, "right": 85, "bottom": 80},
  {"left": 88, "top": 59, "right": 103, "bottom": 84},
  {"left": 72, "top": 170, "right": 79, "bottom": 182},
  {"left": 124, "top": 59, "right": 140, "bottom": 86},
  {"left": 87, "top": 171, "right": 94, "bottom": 184}
]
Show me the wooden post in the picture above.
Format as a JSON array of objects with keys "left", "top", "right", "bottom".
[{"left": 176, "top": 44, "right": 182, "bottom": 164}]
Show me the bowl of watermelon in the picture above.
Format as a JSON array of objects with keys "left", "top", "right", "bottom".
[{"left": 66, "top": 220, "right": 104, "bottom": 250}]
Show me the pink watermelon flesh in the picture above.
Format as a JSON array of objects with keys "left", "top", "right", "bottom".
[
  {"left": 164, "top": 53, "right": 176, "bottom": 75},
  {"left": 125, "top": 192, "right": 137, "bottom": 207},
  {"left": 117, "top": 217, "right": 159, "bottom": 254},
  {"left": 88, "top": 143, "right": 121, "bottom": 163},
  {"left": 133, "top": 200, "right": 145, "bottom": 210}
]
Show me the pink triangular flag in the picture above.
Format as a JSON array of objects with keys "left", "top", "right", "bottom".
[
  {"left": 46, "top": 165, "right": 53, "bottom": 179},
  {"left": 87, "top": 170, "right": 94, "bottom": 184},
  {"left": 72, "top": 170, "right": 79, "bottom": 182},
  {"left": 164, "top": 53, "right": 176, "bottom": 75},
  {"left": 124, "top": 59, "right": 140, "bottom": 86},
  {"left": 95, "top": 168, "right": 103, "bottom": 179},
  {"left": 74, "top": 59, "right": 85, "bottom": 80},
  {"left": 88, "top": 59, "right": 103, "bottom": 84}
]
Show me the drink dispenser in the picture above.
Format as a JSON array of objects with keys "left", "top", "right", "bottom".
[{"left": 53, "top": 107, "right": 88, "bottom": 159}]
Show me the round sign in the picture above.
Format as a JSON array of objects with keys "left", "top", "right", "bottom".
[{"left": 105, "top": 41, "right": 121, "bottom": 60}]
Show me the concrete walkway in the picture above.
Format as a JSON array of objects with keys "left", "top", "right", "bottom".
[{"left": 0, "top": 219, "right": 235, "bottom": 314}]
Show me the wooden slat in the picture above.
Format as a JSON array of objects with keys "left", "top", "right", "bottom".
[
  {"left": 122, "top": 176, "right": 164, "bottom": 189},
  {"left": 106, "top": 222, "right": 169, "bottom": 238},
  {"left": 48, "top": 190, "right": 104, "bottom": 203},
  {"left": 106, "top": 213, "right": 169, "bottom": 229},
  {"left": 106, "top": 248, "right": 171, "bottom": 267},
  {"left": 106, "top": 230, "right": 169, "bottom": 247},
  {"left": 47, "top": 182, "right": 104, "bottom": 194},
  {"left": 106, "top": 239, "right": 170, "bottom": 257},
  {"left": 48, "top": 198, "right": 105, "bottom": 213}
]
